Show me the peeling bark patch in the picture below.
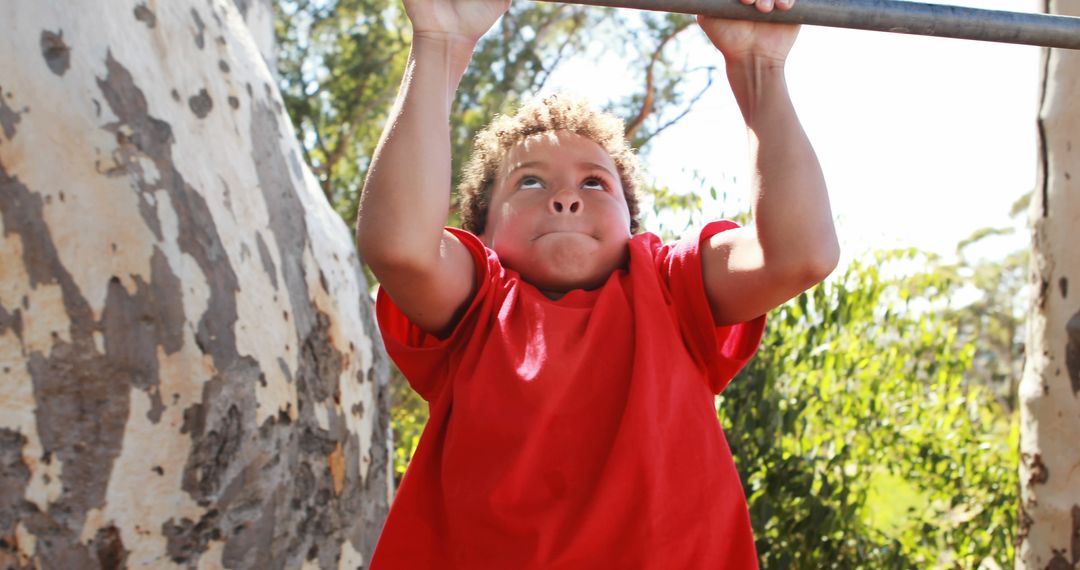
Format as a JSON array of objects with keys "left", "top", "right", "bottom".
[
  {"left": 100, "top": 246, "right": 187, "bottom": 423},
  {"left": 233, "top": 0, "right": 252, "bottom": 18},
  {"left": 329, "top": 443, "right": 345, "bottom": 496},
  {"left": 134, "top": 4, "right": 157, "bottom": 28},
  {"left": 191, "top": 9, "right": 207, "bottom": 49},
  {"left": 250, "top": 99, "right": 314, "bottom": 339},
  {"left": 255, "top": 232, "right": 278, "bottom": 289},
  {"left": 1045, "top": 550, "right": 1072, "bottom": 570},
  {"left": 1067, "top": 310, "right": 1080, "bottom": 396},
  {"left": 92, "top": 525, "right": 128, "bottom": 568},
  {"left": 298, "top": 311, "right": 344, "bottom": 404},
  {"left": 278, "top": 357, "right": 293, "bottom": 383},
  {"left": 218, "top": 176, "right": 234, "bottom": 218},
  {"left": 40, "top": 30, "right": 70, "bottom": 76},
  {"left": 188, "top": 89, "right": 213, "bottom": 119},
  {"left": 0, "top": 303, "right": 23, "bottom": 341},
  {"left": 0, "top": 91, "right": 24, "bottom": 140},
  {"left": 1018, "top": 502, "right": 1033, "bottom": 543},
  {"left": 1027, "top": 453, "right": 1049, "bottom": 486},
  {"left": 1073, "top": 505, "right": 1080, "bottom": 567},
  {"left": 96, "top": 54, "right": 176, "bottom": 241},
  {"left": 0, "top": 429, "right": 30, "bottom": 556},
  {"left": 163, "top": 509, "right": 220, "bottom": 563},
  {"left": 149, "top": 248, "right": 186, "bottom": 354},
  {"left": 185, "top": 404, "right": 243, "bottom": 499}
]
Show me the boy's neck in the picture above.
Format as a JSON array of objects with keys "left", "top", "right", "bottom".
[{"left": 539, "top": 289, "right": 567, "bottom": 301}]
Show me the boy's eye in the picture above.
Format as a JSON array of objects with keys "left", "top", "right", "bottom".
[
  {"left": 519, "top": 176, "right": 544, "bottom": 190},
  {"left": 582, "top": 177, "right": 605, "bottom": 191}
]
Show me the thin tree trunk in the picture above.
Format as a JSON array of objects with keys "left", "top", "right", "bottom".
[
  {"left": 0, "top": 1, "right": 391, "bottom": 568},
  {"left": 1017, "top": 1, "right": 1080, "bottom": 568}
]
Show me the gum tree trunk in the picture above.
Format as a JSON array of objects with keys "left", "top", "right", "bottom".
[
  {"left": 1017, "top": 2, "right": 1080, "bottom": 568},
  {"left": 0, "top": 1, "right": 392, "bottom": 568}
]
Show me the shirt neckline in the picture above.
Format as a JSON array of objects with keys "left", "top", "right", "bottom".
[{"left": 516, "top": 272, "right": 623, "bottom": 308}]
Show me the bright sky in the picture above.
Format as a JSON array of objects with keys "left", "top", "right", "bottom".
[{"left": 544, "top": 0, "right": 1043, "bottom": 263}]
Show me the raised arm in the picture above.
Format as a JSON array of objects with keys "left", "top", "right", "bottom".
[
  {"left": 356, "top": 0, "right": 509, "bottom": 334},
  {"left": 696, "top": 0, "right": 840, "bottom": 326}
]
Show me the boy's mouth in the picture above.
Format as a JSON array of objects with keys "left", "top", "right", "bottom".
[{"left": 532, "top": 229, "right": 597, "bottom": 242}]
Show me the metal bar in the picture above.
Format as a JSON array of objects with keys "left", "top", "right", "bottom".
[{"left": 536, "top": 0, "right": 1080, "bottom": 50}]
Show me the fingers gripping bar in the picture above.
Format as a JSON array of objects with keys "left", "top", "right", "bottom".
[{"left": 536, "top": 0, "right": 1080, "bottom": 50}]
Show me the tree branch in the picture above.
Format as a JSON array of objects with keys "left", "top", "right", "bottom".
[
  {"left": 635, "top": 65, "right": 716, "bottom": 148},
  {"left": 624, "top": 20, "right": 691, "bottom": 140}
]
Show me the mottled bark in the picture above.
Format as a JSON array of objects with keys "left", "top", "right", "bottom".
[
  {"left": 232, "top": 0, "right": 277, "bottom": 78},
  {"left": 1017, "top": 2, "right": 1080, "bottom": 569},
  {"left": 0, "top": 1, "right": 391, "bottom": 568}
]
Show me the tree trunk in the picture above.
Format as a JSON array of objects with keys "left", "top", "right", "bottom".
[
  {"left": 1017, "top": 2, "right": 1080, "bottom": 568},
  {"left": 0, "top": 1, "right": 391, "bottom": 568}
]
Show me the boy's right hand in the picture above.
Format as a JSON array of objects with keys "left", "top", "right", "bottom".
[{"left": 404, "top": 0, "right": 511, "bottom": 45}]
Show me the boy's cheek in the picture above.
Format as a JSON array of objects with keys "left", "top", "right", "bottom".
[{"left": 487, "top": 201, "right": 538, "bottom": 240}]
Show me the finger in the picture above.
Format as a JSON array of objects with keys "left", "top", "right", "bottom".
[
  {"left": 755, "top": 0, "right": 775, "bottom": 13},
  {"left": 740, "top": 0, "right": 755, "bottom": 4},
  {"left": 776, "top": 0, "right": 794, "bottom": 10}
]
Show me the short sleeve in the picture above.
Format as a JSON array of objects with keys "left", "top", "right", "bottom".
[
  {"left": 657, "top": 220, "right": 766, "bottom": 394},
  {"left": 375, "top": 227, "right": 494, "bottom": 402}
]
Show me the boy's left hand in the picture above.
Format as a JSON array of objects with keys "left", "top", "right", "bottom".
[{"left": 698, "top": 0, "right": 799, "bottom": 65}]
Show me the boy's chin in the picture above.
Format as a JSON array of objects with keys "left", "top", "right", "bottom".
[{"left": 518, "top": 251, "right": 623, "bottom": 293}]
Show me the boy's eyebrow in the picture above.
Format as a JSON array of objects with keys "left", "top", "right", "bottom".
[{"left": 508, "top": 160, "right": 617, "bottom": 178}]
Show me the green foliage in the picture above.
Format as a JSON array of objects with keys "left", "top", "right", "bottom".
[
  {"left": 389, "top": 366, "right": 427, "bottom": 487},
  {"left": 720, "top": 251, "right": 1017, "bottom": 568},
  {"left": 932, "top": 208, "right": 1029, "bottom": 414}
]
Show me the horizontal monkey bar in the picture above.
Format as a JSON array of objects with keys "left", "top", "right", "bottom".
[{"left": 537, "top": 0, "right": 1080, "bottom": 50}]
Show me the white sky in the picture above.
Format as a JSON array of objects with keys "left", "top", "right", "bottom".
[{"left": 544, "top": 0, "right": 1043, "bottom": 263}]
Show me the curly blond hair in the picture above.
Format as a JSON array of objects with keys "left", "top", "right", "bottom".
[{"left": 458, "top": 94, "right": 643, "bottom": 235}]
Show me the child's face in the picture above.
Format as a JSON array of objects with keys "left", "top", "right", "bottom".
[{"left": 480, "top": 130, "right": 632, "bottom": 296}]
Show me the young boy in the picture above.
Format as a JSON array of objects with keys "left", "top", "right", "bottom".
[{"left": 356, "top": 0, "right": 838, "bottom": 567}]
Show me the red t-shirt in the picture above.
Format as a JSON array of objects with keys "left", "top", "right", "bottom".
[{"left": 370, "top": 220, "right": 766, "bottom": 569}]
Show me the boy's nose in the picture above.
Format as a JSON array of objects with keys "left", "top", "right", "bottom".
[{"left": 550, "top": 190, "right": 582, "bottom": 215}]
